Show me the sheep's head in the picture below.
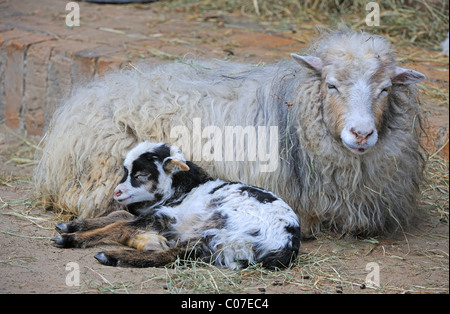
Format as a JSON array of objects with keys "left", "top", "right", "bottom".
[
  {"left": 291, "top": 31, "right": 425, "bottom": 155},
  {"left": 113, "top": 142, "right": 189, "bottom": 206}
]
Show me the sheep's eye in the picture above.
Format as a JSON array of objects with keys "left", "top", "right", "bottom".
[
  {"left": 327, "top": 83, "right": 337, "bottom": 91},
  {"left": 379, "top": 87, "right": 389, "bottom": 96}
]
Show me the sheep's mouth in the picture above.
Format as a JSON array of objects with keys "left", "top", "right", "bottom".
[
  {"left": 343, "top": 142, "right": 371, "bottom": 155},
  {"left": 352, "top": 147, "right": 367, "bottom": 154}
]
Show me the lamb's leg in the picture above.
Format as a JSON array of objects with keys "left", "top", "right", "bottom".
[
  {"left": 94, "top": 248, "right": 183, "bottom": 267},
  {"left": 52, "top": 221, "right": 136, "bottom": 248},
  {"left": 52, "top": 219, "right": 170, "bottom": 250},
  {"left": 55, "top": 210, "right": 134, "bottom": 234},
  {"left": 94, "top": 240, "right": 210, "bottom": 267}
]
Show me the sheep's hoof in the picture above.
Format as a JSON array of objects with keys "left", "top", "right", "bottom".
[{"left": 94, "top": 252, "right": 120, "bottom": 267}]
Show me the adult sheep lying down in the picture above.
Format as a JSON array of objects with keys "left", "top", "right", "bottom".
[{"left": 35, "top": 27, "right": 426, "bottom": 237}]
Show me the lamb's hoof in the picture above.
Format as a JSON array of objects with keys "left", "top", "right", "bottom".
[
  {"left": 55, "top": 222, "right": 80, "bottom": 234},
  {"left": 51, "top": 236, "right": 66, "bottom": 248},
  {"left": 94, "top": 252, "right": 120, "bottom": 267},
  {"left": 55, "top": 222, "right": 69, "bottom": 234},
  {"left": 51, "top": 235, "right": 76, "bottom": 248}
]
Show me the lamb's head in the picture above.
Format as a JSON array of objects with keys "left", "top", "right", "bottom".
[
  {"left": 292, "top": 30, "right": 425, "bottom": 154},
  {"left": 113, "top": 142, "right": 189, "bottom": 206}
]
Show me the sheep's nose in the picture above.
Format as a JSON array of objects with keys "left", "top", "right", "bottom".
[{"left": 350, "top": 128, "right": 374, "bottom": 144}]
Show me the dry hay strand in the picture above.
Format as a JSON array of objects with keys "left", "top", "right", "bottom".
[
  {"left": 155, "top": 0, "right": 448, "bottom": 47},
  {"left": 421, "top": 152, "right": 449, "bottom": 222}
]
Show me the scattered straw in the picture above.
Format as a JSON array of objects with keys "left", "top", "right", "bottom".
[{"left": 156, "top": 0, "right": 449, "bottom": 47}]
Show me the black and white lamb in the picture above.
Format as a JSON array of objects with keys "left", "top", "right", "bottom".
[{"left": 52, "top": 142, "right": 301, "bottom": 269}]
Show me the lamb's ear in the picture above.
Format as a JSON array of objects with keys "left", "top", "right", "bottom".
[
  {"left": 163, "top": 158, "right": 190, "bottom": 174},
  {"left": 291, "top": 53, "right": 322, "bottom": 72},
  {"left": 392, "top": 67, "right": 426, "bottom": 84}
]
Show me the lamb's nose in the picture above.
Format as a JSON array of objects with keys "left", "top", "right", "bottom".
[{"left": 114, "top": 189, "right": 122, "bottom": 198}]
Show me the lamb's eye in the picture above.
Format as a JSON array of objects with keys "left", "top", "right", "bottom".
[{"left": 135, "top": 174, "right": 149, "bottom": 181}]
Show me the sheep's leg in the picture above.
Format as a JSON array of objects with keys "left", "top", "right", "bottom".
[
  {"left": 55, "top": 210, "right": 134, "bottom": 234},
  {"left": 94, "top": 240, "right": 210, "bottom": 267}
]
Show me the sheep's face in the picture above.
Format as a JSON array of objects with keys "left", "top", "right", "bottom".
[
  {"left": 291, "top": 52, "right": 425, "bottom": 155},
  {"left": 114, "top": 142, "right": 189, "bottom": 206},
  {"left": 319, "top": 64, "right": 391, "bottom": 154}
]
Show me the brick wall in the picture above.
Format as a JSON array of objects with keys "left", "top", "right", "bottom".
[
  {"left": 0, "top": 0, "right": 307, "bottom": 137},
  {"left": 0, "top": 29, "right": 128, "bottom": 136}
]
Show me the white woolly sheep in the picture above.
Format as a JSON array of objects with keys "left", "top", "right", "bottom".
[
  {"left": 35, "top": 27, "right": 426, "bottom": 237},
  {"left": 51, "top": 142, "right": 301, "bottom": 269}
]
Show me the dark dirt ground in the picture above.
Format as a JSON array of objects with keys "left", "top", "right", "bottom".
[{"left": 0, "top": 0, "right": 448, "bottom": 294}]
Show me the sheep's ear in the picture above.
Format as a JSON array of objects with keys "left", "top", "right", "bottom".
[
  {"left": 291, "top": 53, "right": 322, "bottom": 72},
  {"left": 392, "top": 67, "right": 426, "bottom": 84},
  {"left": 163, "top": 158, "right": 190, "bottom": 174}
]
